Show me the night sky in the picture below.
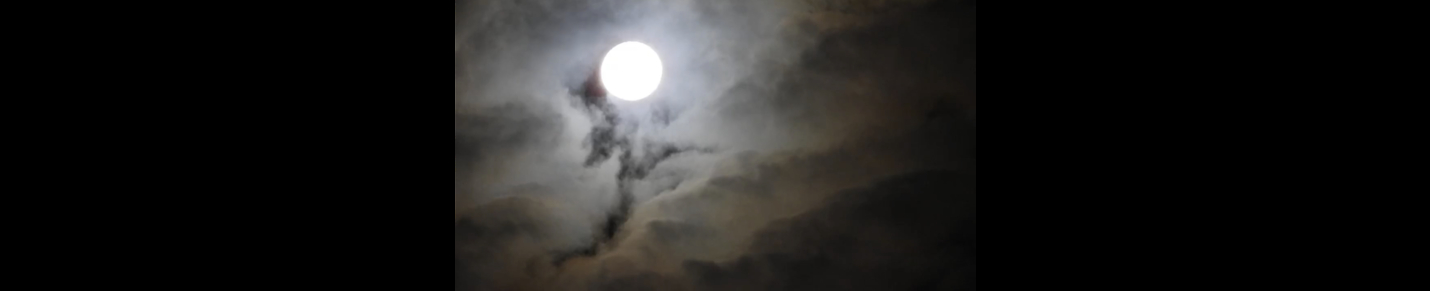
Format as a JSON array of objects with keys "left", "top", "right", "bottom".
[{"left": 456, "top": 0, "right": 975, "bottom": 290}]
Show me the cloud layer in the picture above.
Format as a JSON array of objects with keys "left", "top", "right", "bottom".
[{"left": 456, "top": 0, "right": 974, "bottom": 290}]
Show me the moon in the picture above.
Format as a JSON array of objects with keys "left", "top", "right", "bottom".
[{"left": 600, "top": 42, "right": 663, "bottom": 101}]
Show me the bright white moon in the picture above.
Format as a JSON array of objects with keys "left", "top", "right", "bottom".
[{"left": 600, "top": 42, "right": 662, "bottom": 101}]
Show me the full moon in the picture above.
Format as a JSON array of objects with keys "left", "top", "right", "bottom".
[{"left": 600, "top": 42, "right": 662, "bottom": 101}]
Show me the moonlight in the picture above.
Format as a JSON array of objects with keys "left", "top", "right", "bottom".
[{"left": 600, "top": 41, "right": 663, "bottom": 101}]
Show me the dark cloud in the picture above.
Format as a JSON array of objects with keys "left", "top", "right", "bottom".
[
  {"left": 457, "top": 0, "right": 974, "bottom": 289},
  {"left": 454, "top": 102, "right": 565, "bottom": 215},
  {"left": 455, "top": 196, "right": 594, "bottom": 291},
  {"left": 683, "top": 170, "right": 976, "bottom": 291}
]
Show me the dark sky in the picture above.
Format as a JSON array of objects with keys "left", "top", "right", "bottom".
[{"left": 456, "top": 0, "right": 974, "bottom": 290}]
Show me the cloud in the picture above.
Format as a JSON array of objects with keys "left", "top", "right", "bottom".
[
  {"left": 454, "top": 102, "right": 566, "bottom": 215},
  {"left": 456, "top": 0, "right": 975, "bottom": 289},
  {"left": 455, "top": 196, "right": 594, "bottom": 291},
  {"left": 682, "top": 170, "right": 976, "bottom": 291}
]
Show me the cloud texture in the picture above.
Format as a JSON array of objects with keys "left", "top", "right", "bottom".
[{"left": 456, "top": 0, "right": 974, "bottom": 290}]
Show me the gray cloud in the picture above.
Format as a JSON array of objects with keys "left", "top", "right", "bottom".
[
  {"left": 456, "top": 0, "right": 974, "bottom": 289},
  {"left": 682, "top": 169, "right": 975, "bottom": 291}
]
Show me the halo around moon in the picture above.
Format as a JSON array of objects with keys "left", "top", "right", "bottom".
[{"left": 600, "top": 42, "right": 662, "bottom": 101}]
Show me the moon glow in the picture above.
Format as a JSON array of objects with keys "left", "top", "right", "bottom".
[{"left": 600, "top": 42, "right": 662, "bottom": 101}]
